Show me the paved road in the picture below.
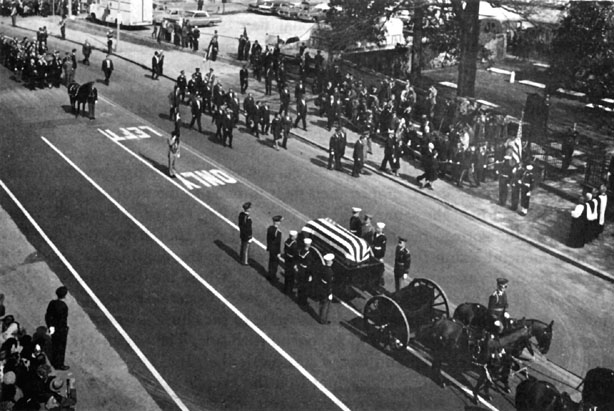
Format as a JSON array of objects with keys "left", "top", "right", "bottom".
[{"left": 1, "top": 17, "right": 613, "bottom": 411}]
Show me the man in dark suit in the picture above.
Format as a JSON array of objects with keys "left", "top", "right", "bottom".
[
  {"left": 87, "top": 86, "right": 97, "bottom": 120},
  {"left": 189, "top": 94, "right": 203, "bottom": 132},
  {"left": 271, "top": 113, "right": 282, "bottom": 150},
  {"left": 265, "top": 63, "right": 274, "bottom": 96},
  {"left": 101, "top": 55, "right": 113, "bottom": 85},
  {"left": 352, "top": 134, "right": 365, "bottom": 177},
  {"left": 266, "top": 215, "right": 283, "bottom": 281},
  {"left": 293, "top": 97, "right": 307, "bottom": 131},
  {"left": 238, "top": 202, "right": 253, "bottom": 265},
  {"left": 151, "top": 51, "right": 160, "bottom": 80},
  {"left": 176, "top": 70, "right": 187, "bottom": 103},
  {"left": 239, "top": 64, "right": 248, "bottom": 94},
  {"left": 259, "top": 103, "right": 270, "bottom": 135},
  {"left": 45, "top": 286, "right": 70, "bottom": 370}
]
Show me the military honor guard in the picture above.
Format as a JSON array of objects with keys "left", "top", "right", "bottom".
[
  {"left": 372, "top": 222, "right": 386, "bottom": 261},
  {"left": 266, "top": 215, "right": 283, "bottom": 281},
  {"left": 349, "top": 207, "right": 362, "bottom": 236},
  {"left": 238, "top": 202, "right": 253, "bottom": 265},
  {"left": 393, "top": 237, "right": 411, "bottom": 292},
  {"left": 487, "top": 277, "right": 510, "bottom": 334},
  {"left": 319, "top": 254, "right": 335, "bottom": 325},
  {"left": 296, "top": 238, "right": 315, "bottom": 306},
  {"left": 283, "top": 230, "right": 298, "bottom": 296}
]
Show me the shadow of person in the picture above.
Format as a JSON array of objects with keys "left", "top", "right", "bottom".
[{"left": 139, "top": 153, "right": 169, "bottom": 175}]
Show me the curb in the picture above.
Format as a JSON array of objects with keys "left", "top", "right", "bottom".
[{"left": 288, "top": 129, "right": 614, "bottom": 283}]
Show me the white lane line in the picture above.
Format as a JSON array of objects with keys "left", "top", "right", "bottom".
[
  {"left": 40, "top": 136, "right": 352, "bottom": 411},
  {"left": 335, "top": 297, "right": 499, "bottom": 411},
  {"left": 0, "top": 179, "right": 191, "bottom": 411}
]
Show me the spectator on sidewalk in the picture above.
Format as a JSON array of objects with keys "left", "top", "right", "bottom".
[
  {"left": 11, "top": 1, "right": 18, "bottom": 27},
  {"left": 561, "top": 126, "right": 578, "bottom": 171},
  {"left": 294, "top": 97, "right": 307, "bottom": 131},
  {"left": 44, "top": 286, "right": 70, "bottom": 370},
  {"left": 352, "top": 134, "right": 365, "bottom": 177},
  {"left": 458, "top": 145, "right": 478, "bottom": 188},
  {"left": 417, "top": 143, "right": 438, "bottom": 190},
  {"left": 497, "top": 155, "right": 516, "bottom": 207},
  {"left": 568, "top": 195, "right": 587, "bottom": 248},
  {"left": 586, "top": 191, "right": 599, "bottom": 243},
  {"left": 106, "top": 30, "right": 113, "bottom": 55},
  {"left": 207, "top": 31, "right": 218, "bottom": 61}
]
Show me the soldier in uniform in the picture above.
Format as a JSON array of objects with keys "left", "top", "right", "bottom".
[
  {"left": 265, "top": 63, "right": 274, "bottom": 96},
  {"left": 271, "top": 112, "right": 282, "bottom": 150},
  {"left": 266, "top": 215, "right": 283, "bottom": 282},
  {"left": 238, "top": 202, "right": 253, "bottom": 265},
  {"left": 361, "top": 214, "right": 374, "bottom": 245},
  {"left": 488, "top": 278, "right": 510, "bottom": 335},
  {"left": 349, "top": 207, "right": 362, "bottom": 236},
  {"left": 372, "top": 222, "right": 386, "bottom": 262},
  {"left": 380, "top": 130, "right": 397, "bottom": 174},
  {"left": 318, "top": 254, "right": 335, "bottom": 325},
  {"left": 259, "top": 103, "right": 271, "bottom": 136},
  {"left": 279, "top": 86, "right": 290, "bottom": 116},
  {"left": 176, "top": 70, "right": 187, "bottom": 103},
  {"left": 394, "top": 237, "right": 411, "bottom": 292},
  {"left": 296, "top": 238, "right": 315, "bottom": 306},
  {"left": 167, "top": 131, "right": 180, "bottom": 177},
  {"left": 283, "top": 230, "right": 298, "bottom": 296},
  {"left": 281, "top": 114, "right": 292, "bottom": 149},
  {"left": 496, "top": 155, "right": 516, "bottom": 207},
  {"left": 519, "top": 163, "right": 535, "bottom": 216}
]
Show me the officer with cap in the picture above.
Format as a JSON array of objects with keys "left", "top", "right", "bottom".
[
  {"left": 394, "top": 237, "right": 411, "bottom": 292},
  {"left": 361, "top": 214, "right": 374, "bottom": 245},
  {"left": 349, "top": 207, "right": 362, "bottom": 236},
  {"left": 296, "top": 237, "right": 315, "bottom": 306},
  {"left": 519, "top": 162, "right": 535, "bottom": 216},
  {"left": 266, "top": 215, "right": 283, "bottom": 281},
  {"left": 176, "top": 70, "right": 187, "bottom": 103},
  {"left": 372, "top": 222, "right": 387, "bottom": 261},
  {"left": 319, "top": 254, "right": 335, "bottom": 324},
  {"left": 283, "top": 230, "right": 298, "bottom": 296},
  {"left": 238, "top": 202, "right": 253, "bottom": 265},
  {"left": 488, "top": 278, "right": 510, "bottom": 334}
]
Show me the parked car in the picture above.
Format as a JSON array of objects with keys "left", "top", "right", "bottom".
[
  {"left": 296, "top": 2, "right": 328, "bottom": 22},
  {"left": 277, "top": 1, "right": 301, "bottom": 19},
  {"left": 165, "top": 10, "right": 221, "bottom": 27},
  {"left": 257, "top": 1, "right": 275, "bottom": 14},
  {"left": 154, "top": 6, "right": 181, "bottom": 24}
]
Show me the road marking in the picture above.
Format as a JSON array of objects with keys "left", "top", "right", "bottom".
[
  {"left": 178, "top": 169, "right": 238, "bottom": 190},
  {"left": 97, "top": 126, "right": 157, "bottom": 142},
  {"left": 40, "top": 136, "right": 352, "bottom": 411},
  {"left": 0, "top": 179, "right": 191, "bottom": 411}
]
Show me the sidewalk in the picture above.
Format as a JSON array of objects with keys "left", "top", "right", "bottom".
[{"left": 4, "top": 14, "right": 613, "bottom": 280}]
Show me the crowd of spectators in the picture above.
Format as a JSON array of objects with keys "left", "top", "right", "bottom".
[{"left": 0, "top": 292, "right": 76, "bottom": 411}]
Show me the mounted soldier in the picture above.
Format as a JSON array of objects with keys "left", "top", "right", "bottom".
[{"left": 488, "top": 278, "right": 510, "bottom": 334}]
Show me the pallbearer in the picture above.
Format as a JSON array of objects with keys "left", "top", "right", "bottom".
[
  {"left": 283, "top": 230, "right": 298, "bottom": 296},
  {"left": 349, "top": 207, "right": 362, "bottom": 236},
  {"left": 296, "top": 238, "right": 315, "bottom": 306},
  {"left": 319, "top": 254, "right": 335, "bottom": 325},
  {"left": 372, "top": 222, "right": 386, "bottom": 262}
]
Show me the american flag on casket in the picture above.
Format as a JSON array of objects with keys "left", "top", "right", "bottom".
[{"left": 300, "top": 218, "right": 384, "bottom": 295}]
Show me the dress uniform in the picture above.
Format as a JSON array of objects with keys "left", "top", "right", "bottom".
[
  {"left": 497, "top": 156, "right": 516, "bottom": 207},
  {"left": 519, "top": 163, "right": 535, "bottom": 216},
  {"left": 283, "top": 231, "right": 298, "bottom": 296},
  {"left": 223, "top": 108, "right": 235, "bottom": 148},
  {"left": 279, "top": 87, "right": 290, "bottom": 116},
  {"left": 297, "top": 238, "right": 316, "bottom": 306},
  {"left": 487, "top": 277, "right": 509, "bottom": 334},
  {"left": 168, "top": 131, "right": 180, "bottom": 177},
  {"left": 266, "top": 215, "right": 283, "bottom": 281},
  {"left": 393, "top": 237, "right": 411, "bottom": 292},
  {"left": 361, "top": 214, "right": 375, "bottom": 245},
  {"left": 349, "top": 207, "right": 362, "bottom": 236},
  {"left": 319, "top": 254, "right": 335, "bottom": 325},
  {"left": 238, "top": 202, "right": 253, "bottom": 265},
  {"left": 372, "top": 222, "right": 386, "bottom": 261}
]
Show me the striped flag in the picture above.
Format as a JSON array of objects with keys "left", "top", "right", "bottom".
[
  {"left": 508, "top": 112, "right": 523, "bottom": 165},
  {"left": 302, "top": 218, "right": 372, "bottom": 264}
]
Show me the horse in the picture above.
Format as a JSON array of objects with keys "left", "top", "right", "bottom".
[
  {"left": 515, "top": 376, "right": 579, "bottom": 411},
  {"left": 453, "top": 302, "right": 553, "bottom": 354},
  {"left": 581, "top": 367, "right": 614, "bottom": 410},
  {"left": 68, "top": 81, "right": 96, "bottom": 117}
]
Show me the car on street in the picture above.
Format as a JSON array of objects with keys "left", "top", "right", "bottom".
[
  {"left": 277, "top": 1, "right": 302, "bottom": 19},
  {"left": 296, "top": 2, "right": 328, "bottom": 22},
  {"left": 153, "top": 5, "right": 181, "bottom": 24},
  {"left": 164, "top": 9, "right": 222, "bottom": 27}
]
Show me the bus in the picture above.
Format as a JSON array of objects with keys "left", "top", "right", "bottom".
[{"left": 89, "top": 0, "right": 153, "bottom": 27}]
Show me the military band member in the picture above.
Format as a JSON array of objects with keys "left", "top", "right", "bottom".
[
  {"left": 488, "top": 277, "right": 509, "bottom": 334},
  {"left": 238, "top": 202, "right": 253, "bottom": 265},
  {"left": 349, "top": 207, "right": 362, "bottom": 237},
  {"left": 319, "top": 254, "right": 335, "bottom": 325},
  {"left": 167, "top": 131, "right": 180, "bottom": 177},
  {"left": 361, "top": 214, "right": 374, "bottom": 245},
  {"left": 372, "top": 222, "right": 386, "bottom": 261},
  {"left": 394, "top": 237, "right": 411, "bottom": 292},
  {"left": 266, "top": 215, "right": 283, "bottom": 282},
  {"left": 296, "top": 238, "right": 315, "bottom": 306},
  {"left": 283, "top": 230, "right": 298, "bottom": 296}
]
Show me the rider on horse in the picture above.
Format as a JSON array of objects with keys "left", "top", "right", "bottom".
[{"left": 488, "top": 278, "right": 510, "bottom": 335}]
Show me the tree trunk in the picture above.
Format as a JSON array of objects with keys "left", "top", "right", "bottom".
[
  {"left": 456, "top": 0, "right": 480, "bottom": 97},
  {"left": 410, "top": 4, "right": 424, "bottom": 82}
]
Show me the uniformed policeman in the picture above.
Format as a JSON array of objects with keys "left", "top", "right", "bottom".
[
  {"left": 296, "top": 238, "right": 315, "bottom": 306},
  {"left": 283, "top": 230, "right": 298, "bottom": 296},
  {"left": 266, "top": 215, "right": 283, "bottom": 282},
  {"left": 372, "top": 222, "right": 386, "bottom": 261},
  {"left": 393, "top": 237, "right": 411, "bottom": 292},
  {"left": 167, "top": 131, "right": 180, "bottom": 177},
  {"left": 319, "top": 253, "right": 335, "bottom": 325},
  {"left": 349, "top": 207, "right": 362, "bottom": 236},
  {"left": 488, "top": 277, "right": 510, "bottom": 334},
  {"left": 238, "top": 202, "right": 253, "bottom": 265}
]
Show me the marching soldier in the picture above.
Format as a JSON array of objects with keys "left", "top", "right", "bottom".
[
  {"left": 223, "top": 108, "right": 235, "bottom": 148},
  {"left": 283, "top": 230, "right": 298, "bottom": 296},
  {"left": 394, "top": 237, "right": 411, "bottom": 292},
  {"left": 487, "top": 278, "right": 509, "bottom": 334},
  {"left": 279, "top": 86, "right": 290, "bottom": 116},
  {"left": 349, "top": 207, "right": 362, "bottom": 236},
  {"left": 519, "top": 163, "right": 535, "bottom": 216},
  {"left": 361, "top": 214, "right": 374, "bottom": 245},
  {"left": 296, "top": 238, "right": 316, "bottom": 306},
  {"left": 281, "top": 114, "right": 292, "bottom": 149},
  {"left": 271, "top": 112, "right": 282, "bottom": 150},
  {"left": 372, "top": 222, "right": 386, "bottom": 261},
  {"left": 167, "top": 131, "right": 180, "bottom": 177},
  {"left": 266, "top": 215, "right": 283, "bottom": 282},
  {"left": 496, "top": 155, "right": 516, "bottom": 207},
  {"left": 319, "top": 254, "right": 335, "bottom": 325},
  {"left": 238, "top": 202, "right": 253, "bottom": 266}
]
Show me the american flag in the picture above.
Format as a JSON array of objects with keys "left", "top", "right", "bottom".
[{"left": 508, "top": 111, "right": 524, "bottom": 165}]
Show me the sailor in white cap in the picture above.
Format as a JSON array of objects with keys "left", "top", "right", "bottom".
[
  {"left": 372, "top": 222, "right": 387, "bottom": 261},
  {"left": 349, "top": 207, "right": 362, "bottom": 236},
  {"left": 296, "top": 237, "right": 315, "bottom": 306},
  {"left": 283, "top": 230, "right": 299, "bottom": 296},
  {"left": 319, "top": 253, "right": 335, "bottom": 324}
]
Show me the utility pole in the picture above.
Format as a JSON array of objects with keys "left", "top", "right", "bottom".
[{"left": 116, "top": 0, "right": 120, "bottom": 52}]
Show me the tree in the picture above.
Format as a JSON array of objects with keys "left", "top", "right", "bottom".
[{"left": 549, "top": 2, "right": 614, "bottom": 102}]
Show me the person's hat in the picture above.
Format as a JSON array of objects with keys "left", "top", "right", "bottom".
[
  {"left": 376, "top": 222, "right": 385, "bottom": 229},
  {"left": 504, "top": 155, "right": 512, "bottom": 159},
  {"left": 272, "top": 215, "right": 283, "bottom": 222},
  {"left": 323, "top": 253, "right": 335, "bottom": 262},
  {"left": 303, "top": 238, "right": 312, "bottom": 245},
  {"left": 180, "top": 70, "right": 184, "bottom": 74},
  {"left": 497, "top": 278, "right": 509, "bottom": 286},
  {"left": 289, "top": 230, "right": 297, "bottom": 237},
  {"left": 526, "top": 163, "right": 534, "bottom": 170},
  {"left": 242, "top": 202, "right": 252, "bottom": 210},
  {"left": 364, "top": 214, "right": 372, "bottom": 220},
  {"left": 352, "top": 207, "right": 361, "bottom": 213},
  {"left": 398, "top": 236, "right": 407, "bottom": 242},
  {"left": 428, "top": 142, "right": 435, "bottom": 149},
  {"left": 3, "top": 371, "right": 16, "bottom": 385},
  {"left": 584, "top": 192, "right": 593, "bottom": 200},
  {"left": 195, "top": 67, "right": 200, "bottom": 71},
  {"left": 49, "top": 377, "right": 65, "bottom": 394}
]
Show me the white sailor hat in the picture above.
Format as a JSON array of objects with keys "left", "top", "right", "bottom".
[
  {"left": 323, "top": 253, "right": 335, "bottom": 262},
  {"left": 289, "top": 230, "right": 298, "bottom": 237},
  {"left": 303, "top": 238, "right": 312, "bottom": 245},
  {"left": 376, "top": 222, "right": 385, "bottom": 229},
  {"left": 352, "top": 207, "right": 362, "bottom": 213}
]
